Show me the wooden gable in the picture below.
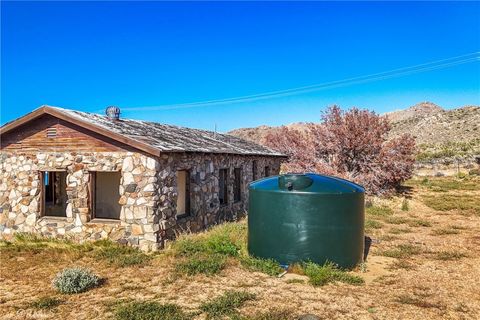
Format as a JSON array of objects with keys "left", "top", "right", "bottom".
[{"left": 0, "top": 114, "right": 135, "bottom": 153}]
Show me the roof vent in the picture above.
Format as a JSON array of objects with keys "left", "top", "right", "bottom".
[{"left": 105, "top": 106, "right": 120, "bottom": 120}]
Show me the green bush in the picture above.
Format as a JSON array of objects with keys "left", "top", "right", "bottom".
[
  {"left": 302, "top": 261, "right": 364, "bottom": 286},
  {"left": 115, "top": 301, "right": 189, "bottom": 320},
  {"left": 200, "top": 290, "right": 256, "bottom": 319},
  {"left": 52, "top": 267, "right": 100, "bottom": 294}
]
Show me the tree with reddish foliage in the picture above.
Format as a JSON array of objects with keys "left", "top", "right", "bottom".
[{"left": 265, "top": 106, "right": 416, "bottom": 195}]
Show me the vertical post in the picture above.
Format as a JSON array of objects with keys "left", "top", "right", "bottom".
[
  {"left": 88, "top": 172, "right": 96, "bottom": 220},
  {"left": 39, "top": 171, "right": 45, "bottom": 217}
]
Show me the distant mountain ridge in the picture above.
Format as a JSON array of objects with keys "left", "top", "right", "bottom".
[{"left": 228, "top": 102, "right": 480, "bottom": 160}]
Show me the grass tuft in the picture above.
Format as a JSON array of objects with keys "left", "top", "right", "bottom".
[
  {"left": 422, "top": 194, "right": 480, "bottom": 215},
  {"left": 366, "top": 206, "right": 393, "bottom": 217},
  {"left": 93, "top": 240, "right": 151, "bottom": 267},
  {"left": 431, "top": 227, "right": 460, "bottom": 236},
  {"left": 29, "top": 296, "right": 62, "bottom": 310},
  {"left": 434, "top": 251, "right": 467, "bottom": 261},
  {"left": 285, "top": 278, "right": 306, "bottom": 284},
  {"left": 380, "top": 244, "right": 422, "bottom": 259},
  {"left": 385, "top": 216, "right": 408, "bottom": 225},
  {"left": 241, "top": 309, "right": 293, "bottom": 320},
  {"left": 407, "top": 219, "right": 432, "bottom": 228},
  {"left": 174, "top": 253, "right": 227, "bottom": 276},
  {"left": 365, "top": 219, "right": 383, "bottom": 229},
  {"left": 302, "top": 261, "right": 364, "bottom": 286},
  {"left": 170, "top": 222, "right": 283, "bottom": 276},
  {"left": 200, "top": 290, "right": 256, "bottom": 319},
  {"left": 395, "top": 294, "right": 445, "bottom": 309},
  {"left": 240, "top": 256, "right": 283, "bottom": 276},
  {"left": 114, "top": 301, "right": 189, "bottom": 320}
]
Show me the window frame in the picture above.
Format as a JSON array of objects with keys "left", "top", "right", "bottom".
[
  {"left": 233, "top": 167, "right": 242, "bottom": 203},
  {"left": 252, "top": 160, "right": 257, "bottom": 181},
  {"left": 88, "top": 171, "right": 122, "bottom": 221},
  {"left": 219, "top": 168, "right": 229, "bottom": 206},
  {"left": 176, "top": 169, "right": 191, "bottom": 218},
  {"left": 264, "top": 166, "right": 270, "bottom": 177},
  {"left": 40, "top": 170, "right": 67, "bottom": 218}
]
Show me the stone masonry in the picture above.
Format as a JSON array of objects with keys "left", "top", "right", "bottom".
[{"left": 0, "top": 150, "right": 281, "bottom": 251}]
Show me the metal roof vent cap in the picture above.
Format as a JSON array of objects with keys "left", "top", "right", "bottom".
[{"left": 105, "top": 106, "right": 121, "bottom": 120}]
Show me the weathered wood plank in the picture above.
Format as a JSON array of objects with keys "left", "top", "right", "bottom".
[{"left": 0, "top": 114, "right": 135, "bottom": 152}]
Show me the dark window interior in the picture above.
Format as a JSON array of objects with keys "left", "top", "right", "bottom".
[
  {"left": 42, "top": 171, "right": 67, "bottom": 217},
  {"left": 90, "top": 171, "right": 121, "bottom": 220},
  {"left": 265, "top": 166, "right": 270, "bottom": 177},
  {"left": 176, "top": 170, "right": 190, "bottom": 217},
  {"left": 219, "top": 168, "right": 228, "bottom": 205},
  {"left": 252, "top": 160, "right": 257, "bottom": 181},
  {"left": 234, "top": 168, "right": 242, "bottom": 202}
]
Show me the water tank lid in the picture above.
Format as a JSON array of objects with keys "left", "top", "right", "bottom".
[{"left": 249, "top": 173, "right": 364, "bottom": 194}]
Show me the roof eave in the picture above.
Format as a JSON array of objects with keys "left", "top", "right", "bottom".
[{"left": 0, "top": 105, "right": 162, "bottom": 157}]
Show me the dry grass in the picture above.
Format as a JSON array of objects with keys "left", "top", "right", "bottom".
[{"left": 1, "top": 176, "right": 480, "bottom": 319}]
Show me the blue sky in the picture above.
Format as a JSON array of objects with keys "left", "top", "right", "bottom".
[{"left": 1, "top": 1, "right": 479, "bottom": 131}]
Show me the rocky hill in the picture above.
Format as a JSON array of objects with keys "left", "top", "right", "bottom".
[
  {"left": 229, "top": 102, "right": 480, "bottom": 161},
  {"left": 386, "top": 102, "right": 480, "bottom": 145}
]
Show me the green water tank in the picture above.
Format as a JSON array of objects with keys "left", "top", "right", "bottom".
[{"left": 248, "top": 173, "right": 365, "bottom": 269}]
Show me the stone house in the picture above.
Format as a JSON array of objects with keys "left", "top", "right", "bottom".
[{"left": 0, "top": 106, "right": 285, "bottom": 250}]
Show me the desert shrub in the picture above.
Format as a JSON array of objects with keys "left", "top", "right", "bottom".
[
  {"left": 30, "top": 296, "right": 62, "bottom": 309},
  {"left": 302, "top": 261, "right": 364, "bottom": 286},
  {"left": 200, "top": 290, "right": 256, "bottom": 319},
  {"left": 52, "top": 267, "right": 100, "bottom": 294},
  {"left": 115, "top": 301, "right": 189, "bottom": 320},
  {"left": 265, "top": 106, "right": 416, "bottom": 195}
]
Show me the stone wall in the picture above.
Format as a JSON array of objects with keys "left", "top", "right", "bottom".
[
  {"left": 156, "top": 153, "right": 282, "bottom": 247},
  {"left": 0, "top": 151, "right": 161, "bottom": 250},
  {"left": 0, "top": 150, "right": 282, "bottom": 250}
]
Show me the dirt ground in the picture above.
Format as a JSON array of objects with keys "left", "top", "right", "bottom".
[{"left": 1, "top": 177, "right": 479, "bottom": 320}]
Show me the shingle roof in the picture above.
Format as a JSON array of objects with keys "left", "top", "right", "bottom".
[{"left": 0, "top": 106, "right": 286, "bottom": 157}]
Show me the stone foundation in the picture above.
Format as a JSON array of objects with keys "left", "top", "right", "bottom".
[{"left": 0, "top": 151, "right": 282, "bottom": 250}]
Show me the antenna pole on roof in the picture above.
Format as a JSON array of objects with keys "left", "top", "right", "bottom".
[{"left": 214, "top": 123, "right": 217, "bottom": 139}]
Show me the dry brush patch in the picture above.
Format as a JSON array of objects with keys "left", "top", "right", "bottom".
[{"left": 1, "top": 177, "right": 480, "bottom": 319}]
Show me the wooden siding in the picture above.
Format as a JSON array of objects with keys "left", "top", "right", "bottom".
[{"left": 0, "top": 114, "right": 135, "bottom": 152}]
